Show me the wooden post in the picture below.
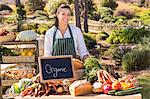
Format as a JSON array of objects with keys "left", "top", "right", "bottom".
[
  {"left": 16, "top": 0, "right": 21, "bottom": 32},
  {"left": 74, "top": 0, "right": 81, "bottom": 29},
  {"left": 83, "top": 0, "right": 88, "bottom": 33},
  {"left": 32, "top": 0, "right": 35, "bottom": 12}
]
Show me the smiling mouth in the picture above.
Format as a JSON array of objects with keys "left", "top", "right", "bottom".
[{"left": 63, "top": 19, "right": 69, "bottom": 22}]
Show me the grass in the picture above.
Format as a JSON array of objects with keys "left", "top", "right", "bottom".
[{"left": 136, "top": 71, "right": 150, "bottom": 99}]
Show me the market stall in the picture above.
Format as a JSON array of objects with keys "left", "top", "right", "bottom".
[
  {"left": 0, "top": 30, "right": 143, "bottom": 99},
  {"left": 1, "top": 57, "right": 142, "bottom": 99}
]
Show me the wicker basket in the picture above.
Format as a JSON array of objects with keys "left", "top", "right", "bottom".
[
  {"left": 75, "top": 69, "right": 84, "bottom": 80},
  {"left": 2, "top": 80, "right": 19, "bottom": 86},
  {"left": 0, "top": 34, "right": 16, "bottom": 43},
  {"left": 2, "top": 55, "right": 35, "bottom": 63}
]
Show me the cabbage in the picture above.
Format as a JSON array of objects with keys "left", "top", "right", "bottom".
[{"left": 17, "top": 30, "right": 37, "bottom": 41}]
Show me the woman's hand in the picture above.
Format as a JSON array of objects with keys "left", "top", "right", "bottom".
[{"left": 82, "top": 54, "right": 90, "bottom": 62}]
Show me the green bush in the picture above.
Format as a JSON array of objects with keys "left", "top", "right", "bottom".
[
  {"left": 36, "top": 24, "right": 51, "bottom": 35},
  {"left": 106, "top": 45, "right": 131, "bottom": 60},
  {"left": 97, "top": 7, "right": 113, "bottom": 17},
  {"left": 34, "top": 16, "right": 49, "bottom": 21},
  {"left": 21, "top": 23, "right": 30, "bottom": 30},
  {"left": 96, "top": 32, "right": 109, "bottom": 42},
  {"left": 143, "top": 19, "right": 150, "bottom": 25},
  {"left": 139, "top": 36, "right": 150, "bottom": 48},
  {"left": 122, "top": 49, "right": 150, "bottom": 72},
  {"left": 106, "top": 27, "right": 150, "bottom": 44},
  {"left": 23, "top": 0, "right": 45, "bottom": 14},
  {"left": 34, "top": 10, "right": 49, "bottom": 17},
  {"left": 135, "top": 9, "right": 150, "bottom": 25},
  {"left": 89, "top": 11, "right": 101, "bottom": 21},
  {"left": 97, "top": 7, "right": 114, "bottom": 23},
  {"left": 114, "top": 16, "right": 127, "bottom": 25},
  {"left": 22, "top": 23, "right": 38, "bottom": 31},
  {"left": 33, "top": 10, "right": 49, "bottom": 21},
  {"left": 127, "top": 18, "right": 142, "bottom": 26},
  {"left": 1, "top": 17, "right": 15, "bottom": 24},
  {"left": 83, "top": 33, "right": 96, "bottom": 50},
  {"left": 84, "top": 32, "right": 97, "bottom": 41},
  {"left": 100, "top": 0, "right": 118, "bottom": 10},
  {"left": 46, "top": 0, "right": 67, "bottom": 15},
  {"left": 86, "top": 0, "right": 97, "bottom": 19}
]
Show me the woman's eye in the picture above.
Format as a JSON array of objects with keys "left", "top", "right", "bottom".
[{"left": 61, "top": 13, "right": 65, "bottom": 15}]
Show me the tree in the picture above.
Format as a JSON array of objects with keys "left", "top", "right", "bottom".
[
  {"left": 45, "top": 0, "right": 67, "bottom": 15},
  {"left": 16, "top": 0, "right": 26, "bottom": 31},
  {"left": 100, "top": 0, "right": 118, "bottom": 10},
  {"left": 74, "top": 0, "right": 81, "bottom": 28},
  {"left": 82, "top": 0, "right": 88, "bottom": 33},
  {"left": 23, "top": 0, "right": 46, "bottom": 14}
]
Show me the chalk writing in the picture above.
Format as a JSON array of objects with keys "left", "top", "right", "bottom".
[{"left": 45, "top": 64, "right": 68, "bottom": 78}]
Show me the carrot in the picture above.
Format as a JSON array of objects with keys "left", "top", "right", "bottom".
[
  {"left": 52, "top": 84, "right": 58, "bottom": 93},
  {"left": 21, "top": 90, "right": 28, "bottom": 96},
  {"left": 34, "top": 87, "right": 38, "bottom": 97},
  {"left": 103, "top": 70, "right": 116, "bottom": 82},
  {"left": 101, "top": 70, "right": 106, "bottom": 83},
  {"left": 102, "top": 70, "right": 110, "bottom": 80},
  {"left": 44, "top": 87, "right": 51, "bottom": 96},
  {"left": 97, "top": 71, "right": 103, "bottom": 82}
]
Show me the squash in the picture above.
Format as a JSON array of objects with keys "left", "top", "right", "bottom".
[{"left": 17, "top": 30, "right": 37, "bottom": 41}]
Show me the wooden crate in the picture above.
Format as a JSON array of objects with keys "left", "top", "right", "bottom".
[
  {"left": 75, "top": 69, "right": 84, "bottom": 80},
  {"left": 2, "top": 80, "right": 19, "bottom": 87},
  {"left": 2, "top": 55, "right": 35, "bottom": 63},
  {"left": 2, "top": 68, "right": 35, "bottom": 82}
]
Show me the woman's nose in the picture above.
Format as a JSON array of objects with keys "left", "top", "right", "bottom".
[{"left": 64, "top": 14, "right": 69, "bottom": 19}]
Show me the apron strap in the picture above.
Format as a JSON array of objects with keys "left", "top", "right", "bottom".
[
  {"left": 52, "top": 26, "right": 58, "bottom": 47},
  {"left": 68, "top": 25, "right": 74, "bottom": 39},
  {"left": 53, "top": 25, "right": 73, "bottom": 45}
]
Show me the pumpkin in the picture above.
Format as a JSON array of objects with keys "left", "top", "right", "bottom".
[{"left": 17, "top": 30, "right": 37, "bottom": 41}]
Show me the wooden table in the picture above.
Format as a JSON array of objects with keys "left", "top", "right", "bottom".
[{"left": 12, "top": 94, "right": 142, "bottom": 99}]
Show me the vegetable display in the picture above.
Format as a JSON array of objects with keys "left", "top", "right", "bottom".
[
  {"left": 115, "top": 87, "right": 143, "bottom": 96},
  {"left": 83, "top": 57, "right": 101, "bottom": 83},
  {"left": 17, "top": 30, "right": 37, "bottom": 41}
]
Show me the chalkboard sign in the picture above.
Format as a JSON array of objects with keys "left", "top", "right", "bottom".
[{"left": 38, "top": 56, "right": 75, "bottom": 81}]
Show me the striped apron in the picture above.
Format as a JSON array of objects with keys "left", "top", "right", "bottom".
[{"left": 52, "top": 25, "right": 76, "bottom": 57}]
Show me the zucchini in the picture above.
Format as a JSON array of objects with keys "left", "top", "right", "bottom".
[
  {"left": 108, "top": 90, "right": 118, "bottom": 95},
  {"left": 115, "top": 87, "right": 143, "bottom": 96}
]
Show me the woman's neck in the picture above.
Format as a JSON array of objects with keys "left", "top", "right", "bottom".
[
  {"left": 58, "top": 23, "right": 68, "bottom": 31},
  {"left": 58, "top": 23, "right": 68, "bottom": 37}
]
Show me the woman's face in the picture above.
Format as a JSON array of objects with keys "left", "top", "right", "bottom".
[{"left": 57, "top": 8, "right": 71, "bottom": 25}]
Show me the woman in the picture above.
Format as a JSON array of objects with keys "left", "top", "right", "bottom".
[{"left": 44, "top": 3, "right": 89, "bottom": 61}]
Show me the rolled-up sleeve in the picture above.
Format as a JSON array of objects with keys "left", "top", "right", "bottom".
[{"left": 76, "top": 27, "right": 89, "bottom": 59}]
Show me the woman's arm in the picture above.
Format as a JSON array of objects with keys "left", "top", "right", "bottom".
[{"left": 76, "top": 27, "right": 89, "bottom": 61}]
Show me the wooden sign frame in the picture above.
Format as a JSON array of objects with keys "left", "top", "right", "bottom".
[{"left": 38, "top": 55, "right": 75, "bottom": 82}]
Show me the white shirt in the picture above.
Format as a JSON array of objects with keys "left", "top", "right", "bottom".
[{"left": 44, "top": 24, "right": 89, "bottom": 59}]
